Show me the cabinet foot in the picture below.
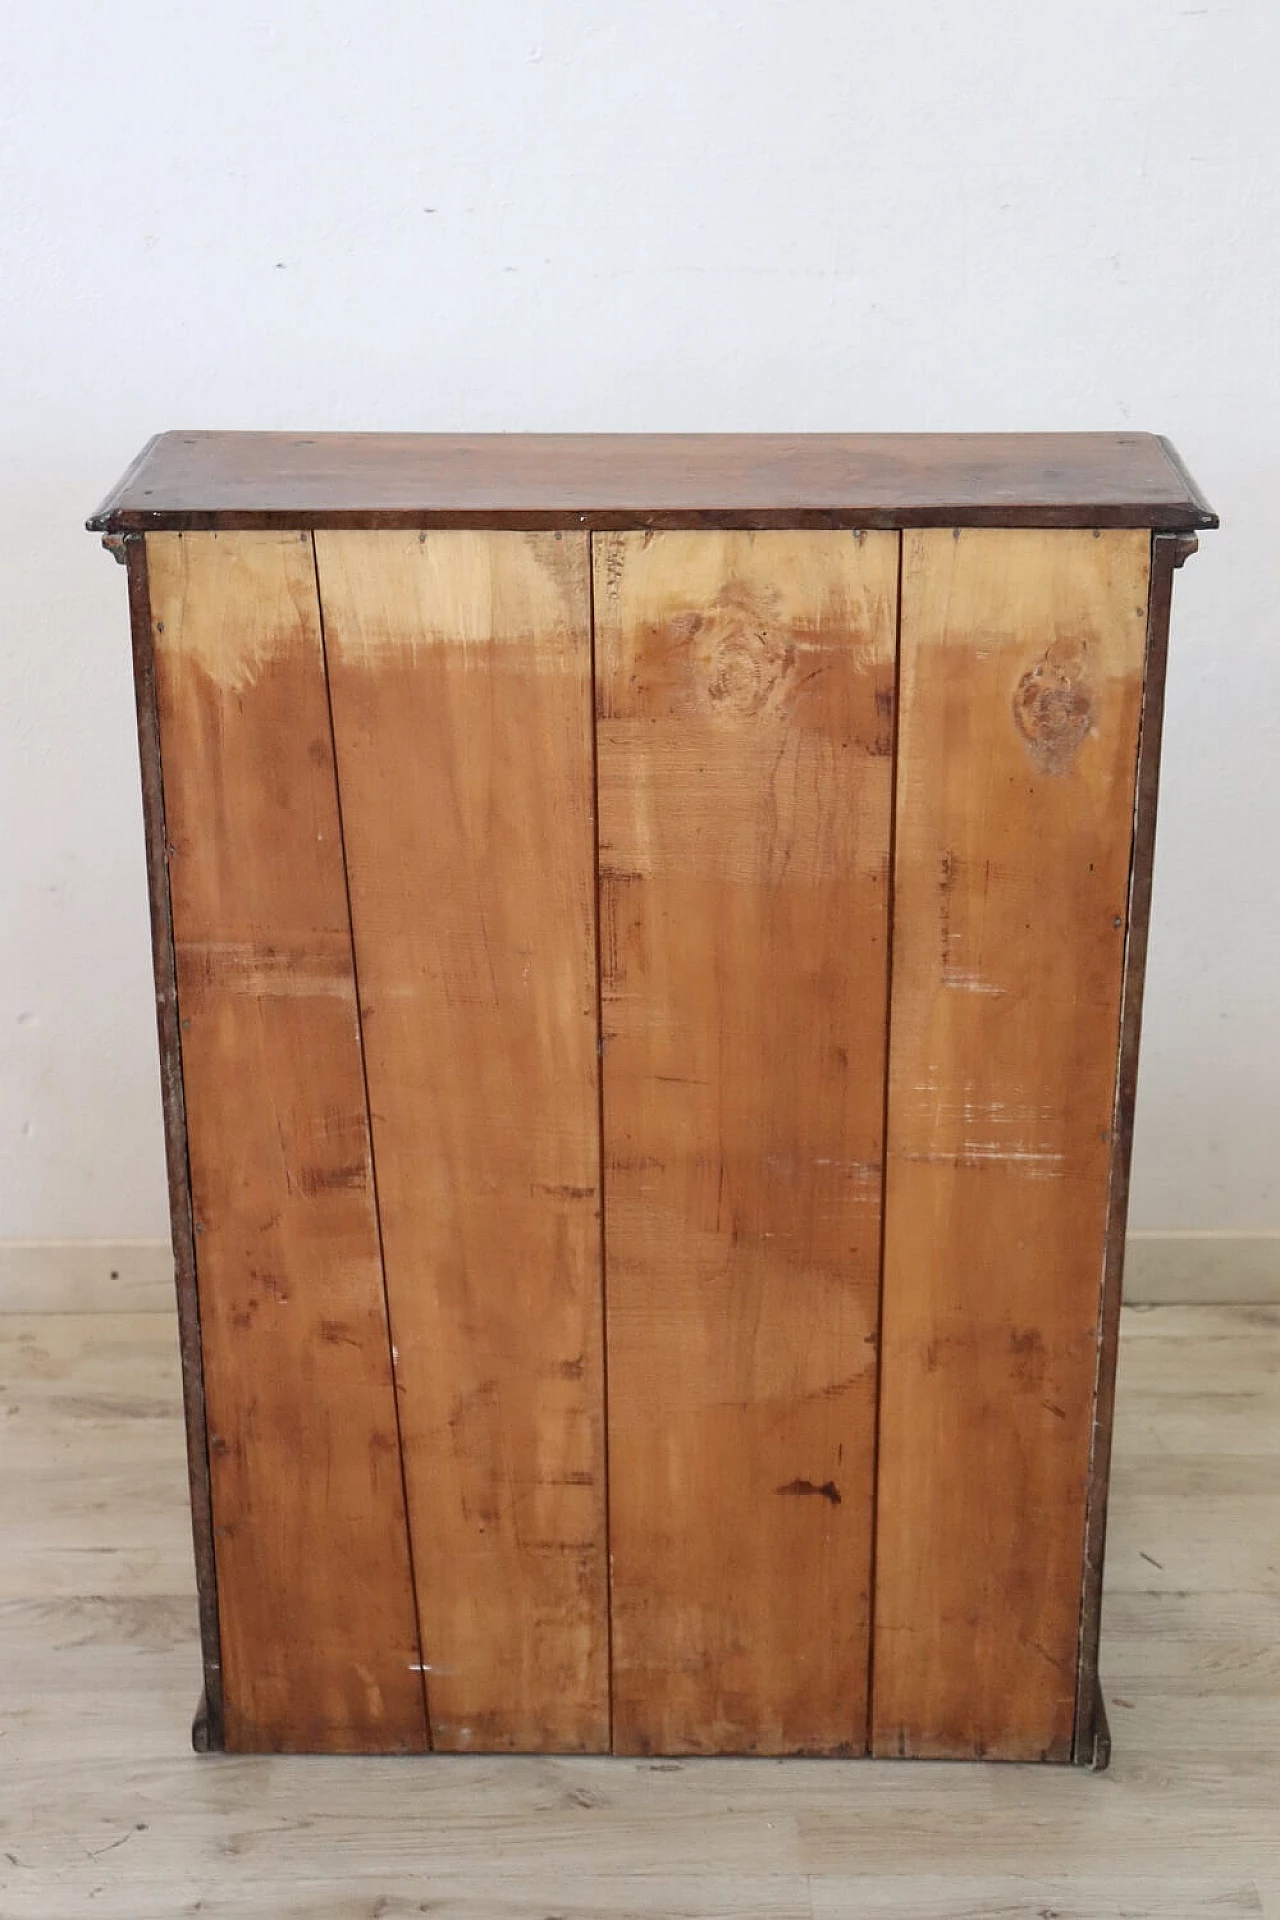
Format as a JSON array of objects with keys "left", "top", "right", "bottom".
[
  {"left": 1074, "top": 1675, "right": 1112, "bottom": 1771},
  {"left": 191, "top": 1689, "right": 223, "bottom": 1754}
]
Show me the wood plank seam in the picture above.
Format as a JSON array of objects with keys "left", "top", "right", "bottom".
[
  {"left": 864, "top": 527, "right": 905, "bottom": 1752},
  {"left": 126, "top": 534, "right": 224, "bottom": 1750},
  {"left": 308, "top": 532, "right": 433, "bottom": 1748},
  {"left": 586, "top": 533, "right": 617, "bottom": 1754}
]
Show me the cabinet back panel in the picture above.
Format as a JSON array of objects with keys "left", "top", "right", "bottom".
[
  {"left": 147, "top": 530, "right": 427, "bottom": 1752},
  {"left": 872, "top": 528, "right": 1150, "bottom": 1761},
  {"left": 315, "top": 529, "right": 609, "bottom": 1753},
  {"left": 594, "top": 529, "right": 897, "bottom": 1755}
]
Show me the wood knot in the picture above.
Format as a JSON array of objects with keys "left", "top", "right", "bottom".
[
  {"left": 687, "top": 579, "right": 794, "bottom": 717},
  {"left": 1012, "top": 637, "right": 1095, "bottom": 775}
]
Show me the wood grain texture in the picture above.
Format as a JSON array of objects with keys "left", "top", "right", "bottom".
[
  {"left": 872, "top": 527, "right": 1152, "bottom": 1762},
  {"left": 89, "top": 432, "right": 1218, "bottom": 533},
  {"left": 595, "top": 528, "right": 897, "bottom": 1755},
  {"left": 314, "top": 529, "right": 608, "bottom": 1753},
  {"left": 147, "top": 530, "right": 426, "bottom": 1753}
]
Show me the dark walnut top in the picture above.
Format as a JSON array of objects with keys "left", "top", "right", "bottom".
[{"left": 89, "top": 431, "right": 1216, "bottom": 534}]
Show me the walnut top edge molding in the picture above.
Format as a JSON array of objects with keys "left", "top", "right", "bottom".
[{"left": 89, "top": 431, "right": 1217, "bottom": 534}]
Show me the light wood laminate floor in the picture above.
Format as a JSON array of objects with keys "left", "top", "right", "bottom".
[{"left": 1, "top": 1299, "right": 1277, "bottom": 1918}]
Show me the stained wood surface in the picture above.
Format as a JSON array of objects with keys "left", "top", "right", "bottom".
[
  {"left": 147, "top": 530, "right": 426, "bottom": 1752},
  {"left": 89, "top": 432, "right": 1217, "bottom": 532},
  {"left": 595, "top": 528, "right": 897, "bottom": 1755},
  {"left": 872, "top": 527, "right": 1152, "bottom": 1762},
  {"left": 6, "top": 1294, "right": 1280, "bottom": 1915},
  {"left": 314, "top": 529, "right": 608, "bottom": 1752}
]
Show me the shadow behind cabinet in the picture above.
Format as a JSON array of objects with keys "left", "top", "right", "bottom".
[{"left": 90, "top": 432, "right": 1214, "bottom": 1767}]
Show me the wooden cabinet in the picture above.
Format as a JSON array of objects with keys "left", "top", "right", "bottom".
[{"left": 91, "top": 432, "right": 1214, "bottom": 1766}]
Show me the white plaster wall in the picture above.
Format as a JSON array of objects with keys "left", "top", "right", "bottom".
[{"left": 0, "top": 0, "right": 1275, "bottom": 1235}]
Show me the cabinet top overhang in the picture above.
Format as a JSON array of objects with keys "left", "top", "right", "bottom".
[{"left": 89, "top": 431, "right": 1216, "bottom": 534}]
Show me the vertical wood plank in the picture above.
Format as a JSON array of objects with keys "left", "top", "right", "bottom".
[
  {"left": 148, "top": 530, "right": 426, "bottom": 1754},
  {"left": 595, "top": 528, "right": 897, "bottom": 1756},
  {"left": 314, "top": 529, "right": 608, "bottom": 1753},
  {"left": 872, "top": 527, "right": 1151, "bottom": 1762}
]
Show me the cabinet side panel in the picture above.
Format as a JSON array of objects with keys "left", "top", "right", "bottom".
[
  {"left": 314, "top": 529, "right": 608, "bottom": 1754},
  {"left": 124, "top": 537, "right": 223, "bottom": 1749},
  {"left": 872, "top": 527, "right": 1150, "bottom": 1762},
  {"left": 147, "top": 530, "right": 427, "bottom": 1753},
  {"left": 1073, "top": 530, "right": 1184, "bottom": 1763},
  {"left": 596, "top": 528, "right": 897, "bottom": 1756}
]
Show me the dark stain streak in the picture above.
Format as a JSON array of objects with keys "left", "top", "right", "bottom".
[
  {"left": 938, "top": 848, "right": 958, "bottom": 969},
  {"left": 297, "top": 1161, "right": 366, "bottom": 1196},
  {"left": 1009, "top": 1326, "right": 1047, "bottom": 1385},
  {"left": 319, "top": 1319, "right": 361, "bottom": 1349},
  {"left": 808, "top": 1375, "right": 860, "bottom": 1400},
  {"left": 1042, "top": 1399, "right": 1067, "bottom": 1420},
  {"left": 535, "top": 1183, "right": 596, "bottom": 1200},
  {"left": 259, "top": 1267, "right": 288, "bottom": 1303},
  {"left": 599, "top": 865, "right": 642, "bottom": 992},
  {"left": 1139, "top": 1550, "right": 1164, "bottom": 1570},
  {"left": 775, "top": 1477, "right": 842, "bottom": 1506},
  {"left": 1032, "top": 1639, "right": 1069, "bottom": 1673},
  {"left": 275, "top": 1114, "right": 294, "bottom": 1196}
]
